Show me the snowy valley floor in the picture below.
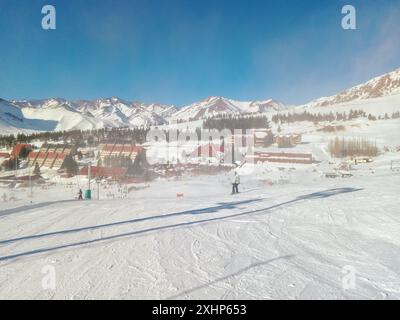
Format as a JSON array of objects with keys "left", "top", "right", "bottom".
[{"left": 0, "top": 169, "right": 399, "bottom": 299}]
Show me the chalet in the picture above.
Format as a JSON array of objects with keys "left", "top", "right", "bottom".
[
  {"left": 274, "top": 134, "right": 302, "bottom": 148},
  {"left": 253, "top": 129, "right": 274, "bottom": 147},
  {"left": 191, "top": 143, "right": 224, "bottom": 158},
  {"left": 27, "top": 144, "right": 75, "bottom": 170},
  {"left": 11, "top": 143, "right": 32, "bottom": 158},
  {"left": 246, "top": 151, "right": 313, "bottom": 164},
  {"left": 99, "top": 143, "right": 146, "bottom": 165},
  {"left": 39, "top": 143, "right": 75, "bottom": 156},
  {"left": 79, "top": 166, "right": 128, "bottom": 180},
  {"left": 28, "top": 151, "right": 46, "bottom": 167},
  {"left": 42, "top": 152, "right": 58, "bottom": 168},
  {"left": 52, "top": 153, "right": 67, "bottom": 169},
  {"left": 99, "top": 143, "right": 115, "bottom": 160}
]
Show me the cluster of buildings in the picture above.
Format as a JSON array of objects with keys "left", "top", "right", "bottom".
[
  {"left": 98, "top": 143, "right": 145, "bottom": 164},
  {"left": 0, "top": 143, "right": 32, "bottom": 161},
  {"left": 1, "top": 128, "right": 311, "bottom": 181},
  {"left": 188, "top": 130, "right": 308, "bottom": 164},
  {"left": 82, "top": 143, "right": 146, "bottom": 179}
]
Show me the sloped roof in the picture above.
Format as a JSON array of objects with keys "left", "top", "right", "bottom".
[
  {"left": 79, "top": 166, "right": 128, "bottom": 178},
  {"left": 11, "top": 144, "right": 31, "bottom": 157}
]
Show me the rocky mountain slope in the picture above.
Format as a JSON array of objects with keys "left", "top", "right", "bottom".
[
  {"left": 304, "top": 68, "right": 400, "bottom": 108},
  {"left": 170, "top": 96, "right": 286, "bottom": 121},
  {"left": 2, "top": 68, "right": 400, "bottom": 134}
]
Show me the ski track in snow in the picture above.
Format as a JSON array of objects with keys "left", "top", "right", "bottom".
[{"left": 0, "top": 169, "right": 399, "bottom": 299}]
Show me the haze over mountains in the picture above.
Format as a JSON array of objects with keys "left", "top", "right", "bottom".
[{"left": 1, "top": 68, "right": 399, "bottom": 134}]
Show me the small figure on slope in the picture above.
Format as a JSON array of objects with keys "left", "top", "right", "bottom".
[
  {"left": 231, "top": 171, "right": 240, "bottom": 195},
  {"left": 78, "top": 189, "right": 83, "bottom": 200}
]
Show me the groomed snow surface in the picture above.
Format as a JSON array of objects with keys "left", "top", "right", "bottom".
[{"left": 0, "top": 160, "right": 399, "bottom": 299}]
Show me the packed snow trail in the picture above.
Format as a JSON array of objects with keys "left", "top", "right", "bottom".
[
  {"left": 0, "top": 188, "right": 361, "bottom": 262},
  {"left": 0, "top": 172, "right": 399, "bottom": 299}
]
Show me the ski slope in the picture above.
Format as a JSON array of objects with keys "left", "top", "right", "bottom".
[{"left": 0, "top": 166, "right": 399, "bottom": 299}]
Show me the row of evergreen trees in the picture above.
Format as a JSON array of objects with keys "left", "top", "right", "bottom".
[
  {"left": 272, "top": 110, "right": 400, "bottom": 124},
  {"left": 0, "top": 127, "right": 150, "bottom": 148},
  {"left": 1, "top": 109, "right": 399, "bottom": 148},
  {"left": 203, "top": 114, "right": 271, "bottom": 130}
]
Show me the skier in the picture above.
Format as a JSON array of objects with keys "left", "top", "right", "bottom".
[
  {"left": 78, "top": 189, "right": 83, "bottom": 200},
  {"left": 231, "top": 171, "right": 240, "bottom": 194}
]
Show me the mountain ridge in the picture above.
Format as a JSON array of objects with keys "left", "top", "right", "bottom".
[
  {"left": 302, "top": 68, "right": 400, "bottom": 108},
  {"left": 2, "top": 68, "right": 400, "bottom": 133}
]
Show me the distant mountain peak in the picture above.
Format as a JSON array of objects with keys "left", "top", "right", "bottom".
[
  {"left": 170, "top": 96, "right": 286, "bottom": 121},
  {"left": 2, "top": 67, "right": 400, "bottom": 133},
  {"left": 305, "top": 68, "right": 400, "bottom": 108},
  {"left": 203, "top": 96, "right": 225, "bottom": 103}
]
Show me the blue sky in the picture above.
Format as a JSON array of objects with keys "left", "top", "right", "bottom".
[{"left": 0, "top": 0, "right": 399, "bottom": 106}]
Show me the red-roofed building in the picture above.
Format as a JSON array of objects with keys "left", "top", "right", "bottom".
[
  {"left": 27, "top": 151, "right": 40, "bottom": 164},
  {"left": 99, "top": 144, "right": 115, "bottom": 160},
  {"left": 274, "top": 134, "right": 302, "bottom": 148},
  {"left": 34, "top": 151, "right": 48, "bottom": 167},
  {"left": 42, "top": 152, "right": 58, "bottom": 168},
  {"left": 246, "top": 151, "right": 312, "bottom": 164},
  {"left": 27, "top": 144, "right": 74, "bottom": 170},
  {"left": 191, "top": 143, "right": 224, "bottom": 158},
  {"left": 11, "top": 144, "right": 32, "bottom": 158},
  {"left": 253, "top": 129, "right": 274, "bottom": 147},
  {"left": 100, "top": 143, "right": 146, "bottom": 163},
  {"left": 80, "top": 166, "right": 128, "bottom": 179},
  {"left": 52, "top": 153, "right": 67, "bottom": 170},
  {"left": 128, "top": 146, "right": 145, "bottom": 162}
]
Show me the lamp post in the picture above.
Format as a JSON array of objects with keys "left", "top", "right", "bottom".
[
  {"left": 29, "top": 163, "right": 32, "bottom": 198},
  {"left": 96, "top": 178, "right": 100, "bottom": 200},
  {"left": 87, "top": 161, "right": 91, "bottom": 200},
  {"left": 88, "top": 161, "right": 91, "bottom": 190},
  {"left": 15, "top": 155, "right": 17, "bottom": 178}
]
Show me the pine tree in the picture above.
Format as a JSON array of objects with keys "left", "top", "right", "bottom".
[{"left": 62, "top": 155, "right": 79, "bottom": 175}]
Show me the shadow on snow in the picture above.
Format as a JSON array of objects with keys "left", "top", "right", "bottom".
[
  {"left": 0, "top": 187, "right": 363, "bottom": 262},
  {"left": 0, "top": 198, "right": 263, "bottom": 245},
  {"left": 0, "top": 200, "right": 77, "bottom": 218},
  {"left": 167, "top": 255, "right": 295, "bottom": 299}
]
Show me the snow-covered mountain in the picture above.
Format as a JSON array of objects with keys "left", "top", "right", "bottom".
[
  {"left": 0, "top": 99, "right": 60, "bottom": 134},
  {"left": 11, "top": 98, "right": 115, "bottom": 132},
  {"left": 304, "top": 68, "right": 400, "bottom": 108},
  {"left": 12, "top": 98, "right": 78, "bottom": 111},
  {"left": 170, "top": 96, "right": 285, "bottom": 121},
  {"left": 134, "top": 102, "right": 178, "bottom": 119},
  {"left": 11, "top": 97, "right": 170, "bottom": 131},
  {"left": 2, "top": 67, "right": 400, "bottom": 134},
  {"left": 72, "top": 98, "right": 169, "bottom": 127},
  {"left": 5, "top": 96, "right": 285, "bottom": 133},
  {"left": 0, "top": 99, "right": 26, "bottom": 133}
]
